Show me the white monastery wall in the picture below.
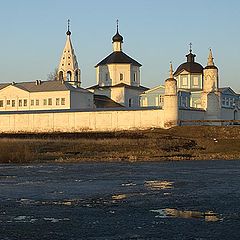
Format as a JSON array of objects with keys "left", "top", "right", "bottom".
[
  {"left": 0, "top": 108, "right": 164, "bottom": 133},
  {"left": 179, "top": 109, "right": 205, "bottom": 121},
  {"left": 221, "top": 108, "right": 239, "bottom": 120}
]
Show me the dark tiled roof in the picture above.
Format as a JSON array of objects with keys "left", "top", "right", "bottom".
[
  {"left": 0, "top": 80, "right": 91, "bottom": 93},
  {"left": 95, "top": 51, "right": 142, "bottom": 67},
  {"left": 88, "top": 83, "right": 149, "bottom": 91},
  {"left": 174, "top": 62, "right": 203, "bottom": 76},
  {"left": 94, "top": 94, "right": 124, "bottom": 108}
]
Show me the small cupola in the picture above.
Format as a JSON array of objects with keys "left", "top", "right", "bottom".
[
  {"left": 186, "top": 43, "right": 196, "bottom": 62},
  {"left": 112, "top": 20, "right": 123, "bottom": 52}
]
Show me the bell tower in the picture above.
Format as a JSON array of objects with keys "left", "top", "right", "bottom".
[{"left": 57, "top": 20, "right": 81, "bottom": 86}]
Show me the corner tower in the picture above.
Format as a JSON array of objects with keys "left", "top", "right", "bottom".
[
  {"left": 203, "top": 49, "right": 219, "bottom": 93},
  {"left": 164, "top": 63, "right": 178, "bottom": 128},
  {"left": 201, "top": 49, "right": 221, "bottom": 119},
  {"left": 57, "top": 20, "right": 81, "bottom": 86}
]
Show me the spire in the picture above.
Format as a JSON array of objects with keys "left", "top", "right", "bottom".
[
  {"left": 66, "top": 19, "right": 71, "bottom": 36},
  {"left": 58, "top": 21, "right": 81, "bottom": 85},
  {"left": 207, "top": 48, "right": 215, "bottom": 66},
  {"left": 169, "top": 62, "right": 174, "bottom": 78}
]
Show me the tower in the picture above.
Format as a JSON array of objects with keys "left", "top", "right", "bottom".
[
  {"left": 57, "top": 20, "right": 81, "bottom": 86},
  {"left": 203, "top": 49, "right": 219, "bottom": 93},
  {"left": 164, "top": 63, "right": 178, "bottom": 128},
  {"left": 201, "top": 49, "right": 221, "bottom": 119}
]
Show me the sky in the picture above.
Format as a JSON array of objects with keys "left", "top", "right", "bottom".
[{"left": 0, "top": 0, "right": 240, "bottom": 92}]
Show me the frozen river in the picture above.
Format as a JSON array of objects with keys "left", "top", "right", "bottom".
[{"left": 0, "top": 160, "right": 240, "bottom": 239}]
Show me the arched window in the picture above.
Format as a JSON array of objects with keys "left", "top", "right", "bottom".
[
  {"left": 67, "top": 71, "right": 72, "bottom": 81},
  {"left": 59, "top": 71, "right": 63, "bottom": 81}
]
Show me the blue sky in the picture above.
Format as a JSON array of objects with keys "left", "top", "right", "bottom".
[{"left": 1, "top": 0, "right": 240, "bottom": 91}]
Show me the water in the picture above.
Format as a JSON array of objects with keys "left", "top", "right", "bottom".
[{"left": 0, "top": 160, "right": 240, "bottom": 239}]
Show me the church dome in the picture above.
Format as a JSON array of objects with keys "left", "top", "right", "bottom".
[
  {"left": 112, "top": 31, "right": 123, "bottom": 42},
  {"left": 174, "top": 51, "right": 203, "bottom": 76}
]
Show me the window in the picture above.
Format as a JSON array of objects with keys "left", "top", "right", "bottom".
[
  {"left": 24, "top": 99, "right": 27, "bottom": 106},
  {"left": 31, "top": 100, "right": 34, "bottom": 106},
  {"left": 12, "top": 100, "right": 15, "bottom": 107},
  {"left": 56, "top": 98, "right": 60, "bottom": 106},
  {"left": 43, "top": 99, "right": 47, "bottom": 105},
  {"left": 105, "top": 73, "right": 108, "bottom": 81},
  {"left": 36, "top": 99, "right": 39, "bottom": 106},
  {"left": 181, "top": 75, "right": 188, "bottom": 86},
  {"left": 193, "top": 76, "right": 199, "bottom": 86},
  {"left": 48, "top": 98, "right": 52, "bottom": 105},
  {"left": 159, "top": 95, "right": 164, "bottom": 103},
  {"left": 128, "top": 98, "right": 132, "bottom": 107},
  {"left": 61, "top": 98, "right": 65, "bottom": 105},
  {"left": 133, "top": 72, "right": 137, "bottom": 82},
  {"left": 6, "top": 100, "right": 10, "bottom": 105},
  {"left": 19, "top": 100, "right": 22, "bottom": 107},
  {"left": 0, "top": 100, "right": 3, "bottom": 107},
  {"left": 120, "top": 73, "right": 124, "bottom": 81}
]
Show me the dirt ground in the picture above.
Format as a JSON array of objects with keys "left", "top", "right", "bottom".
[{"left": 0, "top": 126, "right": 239, "bottom": 163}]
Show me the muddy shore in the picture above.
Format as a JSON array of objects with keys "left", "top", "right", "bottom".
[{"left": 0, "top": 126, "right": 239, "bottom": 163}]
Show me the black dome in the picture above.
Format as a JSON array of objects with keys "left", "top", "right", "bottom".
[
  {"left": 66, "top": 30, "right": 71, "bottom": 36},
  {"left": 112, "top": 31, "right": 123, "bottom": 42},
  {"left": 174, "top": 51, "right": 203, "bottom": 76}
]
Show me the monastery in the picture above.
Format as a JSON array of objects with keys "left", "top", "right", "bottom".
[{"left": 0, "top": 21, "right": 239, "bottom": 132}]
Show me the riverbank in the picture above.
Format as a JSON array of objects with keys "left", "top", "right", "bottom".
[{"left": 0, "top": 126, "right": 239, "bottom": 163}]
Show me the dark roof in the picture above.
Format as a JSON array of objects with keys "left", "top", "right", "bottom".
[
  {"left": 88, "top": 83, "right": 149, "bottom": 91},
  {"left": 0, "top": 80, "right": 91, "bottom": 93},
  {"left": 95, "top": 51, "right": 142, "bottom": 67},
  {"left": 174, "top": 51, "right": 203, "bottom": 76},
  {"left": 94, "top": 94, "right": 124, "bottom": 108}
]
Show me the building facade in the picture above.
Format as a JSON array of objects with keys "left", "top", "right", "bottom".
[{"left": 88, "top": 23, "right": 148, "bottom": 107}]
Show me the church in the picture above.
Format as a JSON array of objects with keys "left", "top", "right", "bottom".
[{"left": 0, "top": 20, "right": 239, "bottom": 132}]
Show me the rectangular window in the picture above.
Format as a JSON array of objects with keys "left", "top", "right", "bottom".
[
  {"left": 6, "top": 100, "right": 10, "bottom": 105},
  {"left": 133, "top": 72, "right": 137, "bottom": 82},
  {"left": 181, "top": 76, "right": 188, "bottom": 86},
  {"left": 36, "top": 99, "right": 39, "bottom": 106},
  {"left": 159, "top": 95, "right": 164, "bottom": 103},
  {"left": 31, "top": 100, "right": 34, "bottom": 106},
  {"left": 43, "top": 99, "right": 47, "bottom": 106},
  {"left": 120, "top": 73, "right": 124, "bottom": 81},
  {"left": 48, "top": 98, "right": 52, "bottom": 105},
  {"left": 12, "top": 100, "right": 15, "bottom": 107},
  {"left": 128, "top": 98, "right": 132, "bottom": 107},
  {"left": 56, "top": 98, "right": 60, "bottom": 106},
  {"left": 19, "top": 99, "right": 22, "bottom": 107},
  {"left": 24, "top": 99, "right": 27, "bottom": 106},
  {"left": 0, "top": 100, "right": 3, "bottom": 107},
  {"left": 105, "top": 73, "right": 108, "bottom": 81},
  {"left": 193, "top": 76, "right": 199, "bottom": 86},
  {"left": 61, "top": 98, "right": 65, "bottom": 105}
]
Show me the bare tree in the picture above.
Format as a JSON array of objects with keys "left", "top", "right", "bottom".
[{"left": 47, "top": 68, "right": 58, "bottom": 81}]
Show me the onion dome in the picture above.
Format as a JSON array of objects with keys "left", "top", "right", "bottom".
[
  {"left": 112, "top": 20, "right": 123, "bottom": 42},
  {"left": 174, "top": 45, "right": 203, "bottom": 76}
]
